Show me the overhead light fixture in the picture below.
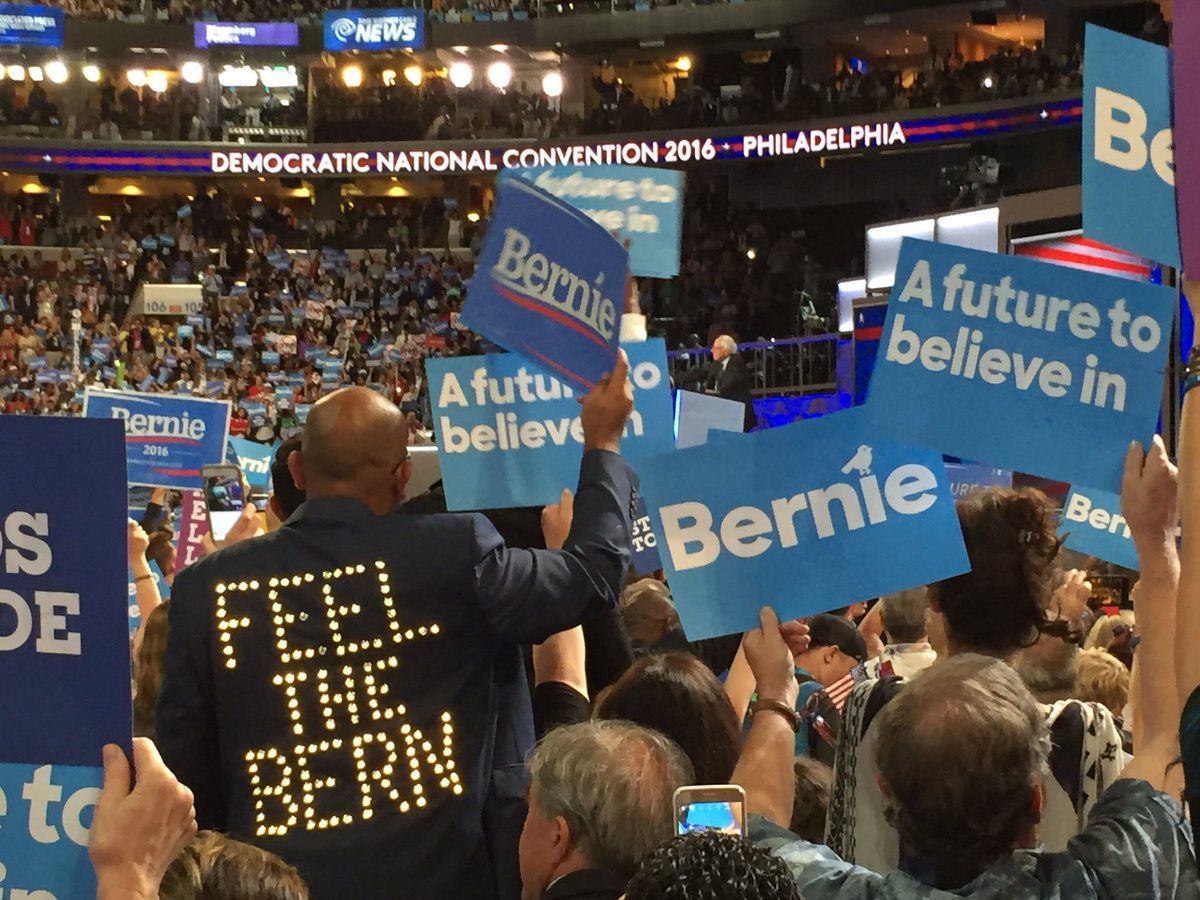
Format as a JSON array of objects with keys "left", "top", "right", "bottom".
[
  {"left": 218, "top": 65, "right": 257, "bottom": 88},
  {"left": 147, "top": 69, "right": 169, "bottom": 93},
  {"left": 341, "top": 64, "right": 364, "bottom": 88},
  {"left": 6, "top": 65, "right": 23, "bottom": 81},
  {"left": 674, "top": 56, "right": 692, "bottom": 73},
  {"left": 466, "top": 211, "right": 481, "bottom": 223},
  {"left": 381, "top": 68, "right": 397, "bottom": 86},
  {"left": 126, "top": 67, "right": 146, "bottom": 87},
  {"left": 486, "top": 60, "right": 512, "bottom": 90},
  {"left": 448, "top": 61, "right": 472, "bottom": 88},
  {"left": 982, "top": 75, "right": 994, "bottom": 89},
  {"left": 45, "top": 59, "right": 68, "bottom": 83},
  {"left": 490, "top": 44, "right": 508, "bottom": 51},
  {"left": 28, "top": 66, "right": 43, "bottom": 82},
  {"left": 542, "top": 70, "right": 564, "bottom": 98},
  {"left": 259, "top": 65, "right": 298, "bottom": 89},
  {"left": 404, "top": 64, "right": 423, "bottom": 87},
  {"left": 180, "top": 60, "right": 204, "bottom": 84},
  {"left": 82, "top": 63, "right": 101, "bottom": 83}
]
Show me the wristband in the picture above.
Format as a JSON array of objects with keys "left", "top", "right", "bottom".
[
  {"left": 134, "top": 573, "right": 154, "bottom": 583},
  {"left": 750, "top": 698, "right": 801, "bottom": 733}
]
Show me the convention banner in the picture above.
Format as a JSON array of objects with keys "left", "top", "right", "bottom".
[
  {"left": 1083, "top": 24, "right": 1180, "bottom": 267},
  {"left": 867, "top": 239, "right": 1174, "bottom": 493},
  {"left": 462, "top": 176, "right": 627, "bottom": 392},
  {"left": 177, "top": 491, "right": 209, "bottom": 570},
  {"left": 427, "top": 340, "right": 674, "bottom": 509},
  {"left": 1059, "top": 486, "right": 1140, "bottom": 571},
  {"left": 514, "top": 165, "right": 684, "bottom": 278},
  {"left": 637, "top": 407, "right": 968, "bottom": 640},
  {"left": 84, "top": 389, "right": 231, "bottom": 489},
  {"left": 0, "top": 416, "right": 131, "bottom": 899}
]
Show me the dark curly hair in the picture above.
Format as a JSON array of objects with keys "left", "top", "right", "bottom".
[
  {"left": 934, "top": 487, "right": 1064, "bottom": 656},
  {"left": 624, "top": 831, "right": 802, "bottom": 900}
]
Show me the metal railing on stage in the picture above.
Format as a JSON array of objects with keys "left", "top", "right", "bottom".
[{"left": 666, "top": 334, "right": 838, "bottom": 396}]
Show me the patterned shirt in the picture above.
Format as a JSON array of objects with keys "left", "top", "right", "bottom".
[{"left": 753, "top": 779, "right": 1197, "bottom": 898}]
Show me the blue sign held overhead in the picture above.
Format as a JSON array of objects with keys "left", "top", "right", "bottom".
[
  {"left": 866, "top": 239, "right": 1174, "bottom": 494},
  {"left": 462, "top": 176, "right": 628, "bottom": 392},
  {"left": 427, "top": 340, "right": 674, "bottom": 509},
  {"left": 637, "top": 407, "right": 969, "bottom": 640},
  {"left": 0, "top": 3, "right": 63, "bottom": 46},
  {"left": 84, "top": 389, "right": 231, "bottom": 489},
  {"left": 323, "top": 8, "right": 423, "bottom": 51},
  {"left": 1059, "top": 487, "right": 1140, "bottom": 571},
  {"left": 1083, "top": 24, "right": 1180, "bottom": 267},
  {"left": 227, "top": 436, "right": 276, "bottom": 493},
  {"left": 630, "top": 496, "right": 664, "bottom": 576},
  {"left": 514, "top": 165, "right": 685, "bottom": 279},
  {"left": 0, "top": 416, "right": 131, "bottom": 899}
]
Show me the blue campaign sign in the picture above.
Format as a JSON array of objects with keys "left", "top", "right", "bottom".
[
  {"left": 0, "top": 4, "right": 64, "bottom": 46},
  {"left": 428, "top": 340, "right": 674, "bottom": 510},
  {"left": 515, "top": 165, "right": 684, "bottom": 278},
  {"left": 866, "top": 239, "right": 1174, "bottom": 494},
  {"left": 944, "top": 462, "right": 1012, "bottom": 499},
  {"left": 227, "top": 436, "right": 276, "bottom": 493},
  {"left": 1083, "top": 25, "right": 1179, "bottom": 267},
  {"left": 637, "top": 407, "right": 969, "bottom": 640},
  {"left": 0, "top": 416, "right": 130, "bottom": 899},
  {"left": 1059, "top": 487, "right": 1140, "bottom": 571},
  {"left": 630, "top": 496, "right": 663, "bottom": 576},
  {"left": 461, "top": 176, "right": 627, "bottom": 393},
  {"left": 323, "top": 8, "right": 423, "bottom": 50},
  {"left": 83, "top": 389, "right": 231, "bottom": 489}
]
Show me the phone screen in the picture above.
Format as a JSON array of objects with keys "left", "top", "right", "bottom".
[
  {"left": 203, "top": 466, "right": 246, "bottom": 542},
  {"left": 676, "top": 800, "right": 746, "bottom": 836}
]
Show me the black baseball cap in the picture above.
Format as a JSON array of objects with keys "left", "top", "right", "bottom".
[
  {"left": 806, "top": 614, "right": 868, "bottom": 663},
  {"left": 270, "top": 434, "right": 305, "bottom": 519}
]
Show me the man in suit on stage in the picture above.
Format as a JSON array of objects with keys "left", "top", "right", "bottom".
[
  {"left": 157, "top": 356, "right": 639, "bottom": 900},
  {"left": 681, "top": 334, "right": 755, "bottom": 431}
]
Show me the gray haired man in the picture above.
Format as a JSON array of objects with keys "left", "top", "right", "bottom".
[{"left": 518, "top": 720, "right": 693, "bottom": 900}]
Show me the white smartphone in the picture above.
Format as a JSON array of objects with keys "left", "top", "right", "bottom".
[{"left": 673, "top": 784, "right": 747, "bottom": 836}]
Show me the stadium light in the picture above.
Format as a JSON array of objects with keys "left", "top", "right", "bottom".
[
  {"left": 341, "top": 64, "right": 364, "bottom": 89},
  {"left": 381, "top": 68, "right": 397, "bottom": 86},
  {"left": 448, "top": 61, "right": 472, "bottom": 89},
  {"left": 487, "top": 61, "right": 513, "bottom": 90},
  {"left": 126, "top": 67, "right": 146, "bottom": 87},
  {"left": 45, "top": 59, "right": 68, "bottom": 84},
  {"left": 982, "top": 75, "right": 994, "bottom": 89},
  {"left": 675, "top": 56, "right": 693, "bottom": 73},
  {"left": 181, "top": 61, "right": 204, "bottom": 84},
  {"left": 6, "top": 65, "right": 24, "bottom": 82},
  {"left": 28, "top": 66, "right": 43, "bottom": 82},
  {"left": 147, "top": 69, "right": 169, "bottom": 93},
  {"left": 466, "top": 211, "right": 481, "bottom": 223},
  {"left": 404, "top": 64, "right": 423, "bottom": 87},
  {"left": 82, "top": 64, "right": 101, "bottom": 83},
  {"left": 542, "top": 71, "right": 564, "bottom": 98}
]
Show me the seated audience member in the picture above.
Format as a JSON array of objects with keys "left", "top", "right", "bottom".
[
  {"left": 789, "top": 757, "right": 832, "bottom": 844},
  {"left": 863, "top": 589, "right": 937, "bottom": 680},
  {"left": 594, "top": 652, "right": 741, "bottom": 785},
  {"left": 157, "top": 372, "right": 638, "bottom": 900},
  {"left": 624, "top": 832, "right": 802, "bottom": 900},
  {"left": 828, "top": 488, "right": 1125, "bottom": 870},
  {"left": 160, "top": 831, "right": 308, "bottom": 900},
  {"left": 519, "top": 721, "right": 692, "bottom": 900},
  {"left": 90, "top": 738, "right": 198, "bottom": 900},
  {"left": 133, "top": 602, "right": 171, "bottom": 740},
  {"left": 1075, "top": 647, "right": 1131, "bottom": 720}
]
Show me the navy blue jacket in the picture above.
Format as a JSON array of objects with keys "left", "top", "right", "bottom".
[{"left": 157, "top": 450, "right": 636, "bottom": 900}]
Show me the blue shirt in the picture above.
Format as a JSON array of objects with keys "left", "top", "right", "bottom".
[{"left": 751, "top": 779, "right": 1197, "bottom": 899}]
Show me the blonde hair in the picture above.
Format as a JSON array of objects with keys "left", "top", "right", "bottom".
[{"left": 1074, "top": 648, "right": 1130, "bottom": 717}]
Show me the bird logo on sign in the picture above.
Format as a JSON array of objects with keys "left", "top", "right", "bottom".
[{"left": 841, "top": 445, "right": 873, "bottom": 477}]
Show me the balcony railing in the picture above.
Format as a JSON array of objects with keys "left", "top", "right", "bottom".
[{"left": 667, "top": 334, "right": 838, "bottom": 397}]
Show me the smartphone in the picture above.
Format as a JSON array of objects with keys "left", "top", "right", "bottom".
[
  {"left": 201, "top": 464, "right": 246, "bottom": 543},
  {"left": 673, "top": 784, "right": 746, "bottom": 836},
  {"left": 1090, "top": 574, "right": 1131, "bottom": 611}
]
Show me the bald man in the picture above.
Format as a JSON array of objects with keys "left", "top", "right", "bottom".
[{"left": 157, "top": 364, "right": 639, "bottom": 900}]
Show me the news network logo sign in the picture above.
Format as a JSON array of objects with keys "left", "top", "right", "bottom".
[{"left": 323, "top": 9, "right": 423, "bottom": 51}]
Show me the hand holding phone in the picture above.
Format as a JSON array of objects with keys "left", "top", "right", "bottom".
[
  {"left": 673, "top": 785, "right": 747, "bottom": 836},
  {"left": 201, "top": 464, "right": 247, "bottom": 543}
]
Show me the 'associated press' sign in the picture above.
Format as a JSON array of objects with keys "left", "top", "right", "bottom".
[
  {"left": 462, "top": 176, "right": 627, "bottom": 392},
  {"left": 867, "top": 239, "right": 1174, "bottom": 494},
  {"left": 0, "top": 417, "right": 131, "bottom": 899},
  {"left": 638, "top": 407, "right": 968, "bottom": 639},
  {"left": 84, "top": 390, "right": 231, "bottom": 489},
  {"left": 0, "top": 3, "right": 62, "bottom": 46},
  {"left": 1083, "top": 24, "right": 1179, "bottom": 267},
  {"left": 428, "top": 340, "right": 674, "bottom": 509},
  {"left": 323, "top": 8, "right": 423, "bottom": 51}
]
